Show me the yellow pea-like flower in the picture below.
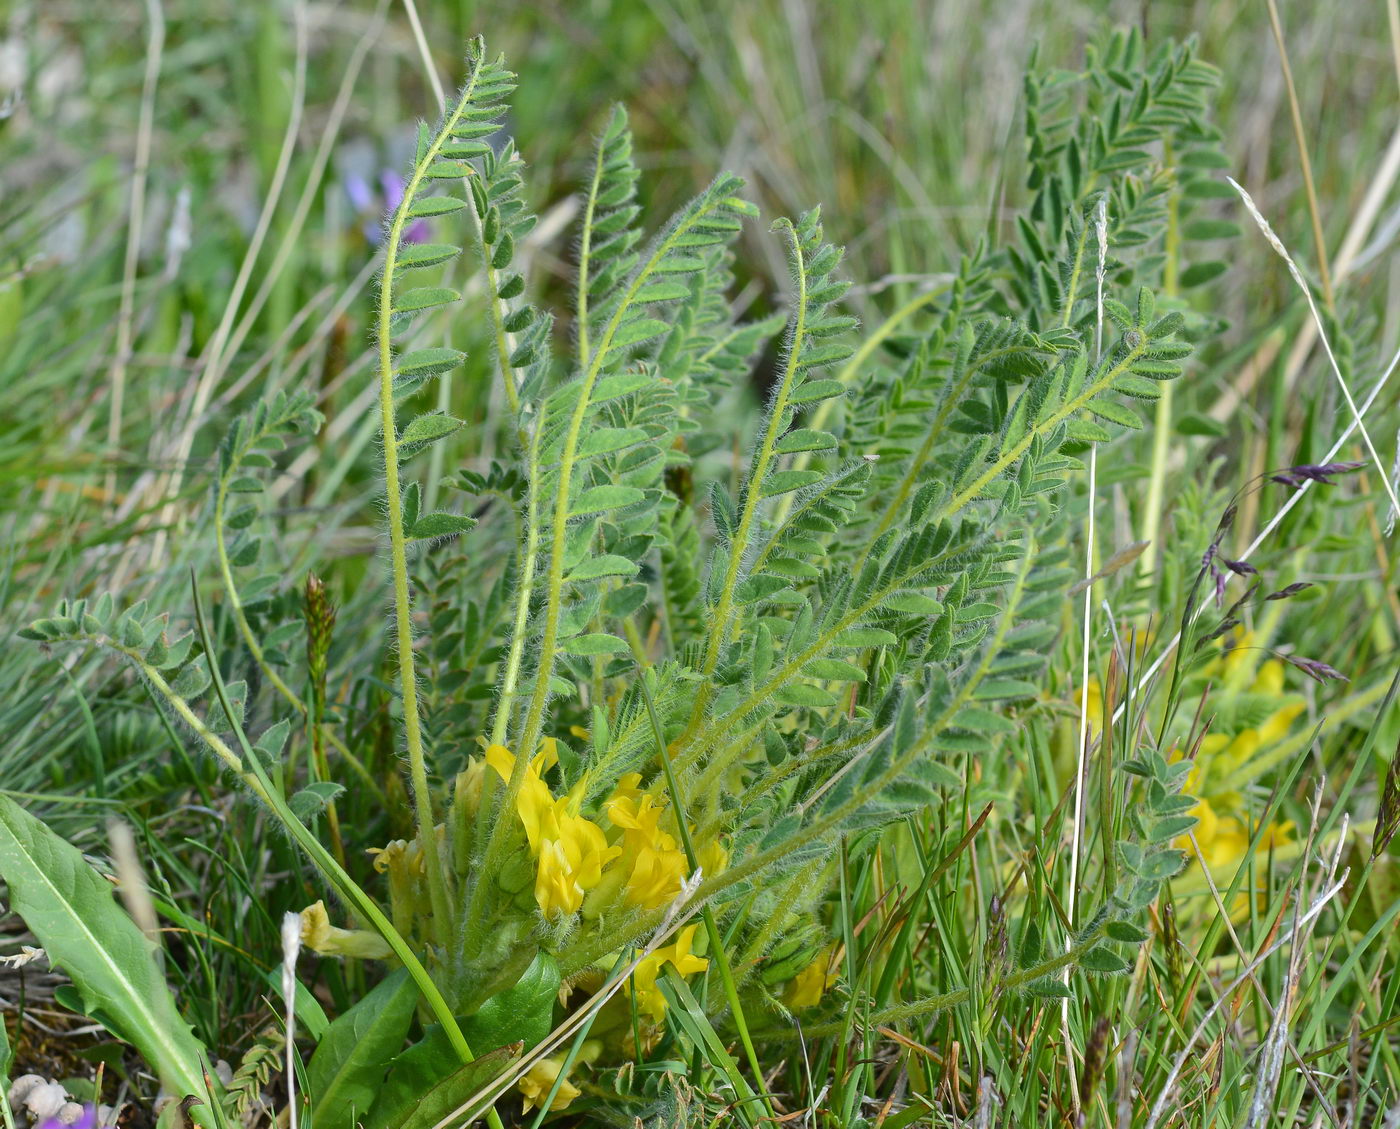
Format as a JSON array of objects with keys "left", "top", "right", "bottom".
[{"left": 627, "top": 924, "right": 709, "bottom": 1021}]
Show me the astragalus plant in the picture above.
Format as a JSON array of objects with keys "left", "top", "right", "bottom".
[{"left": 10, "top": 27, "right": 1315, "bottom": 1127}]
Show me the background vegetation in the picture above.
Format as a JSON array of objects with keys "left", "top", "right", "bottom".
[{"left": 2, "top": 0, "right": 1399, "bottom": 1125}]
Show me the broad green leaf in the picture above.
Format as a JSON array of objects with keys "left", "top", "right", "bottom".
[
  {"left": 461, "top": 953, "right": 560, "bottom": 1053},
  {"left": 290, "top": 781, "right": 346, "bottom": 821},
  {"left": 395, "top": 243, "right": 461, "bottom": 270},
  {"left": 396, "top": 348, "right": 466, "bottom": 381},
  {"left": 951, "top": 707, "right": 1015, "bottom": 733},
  {"left": 405, "top": 196, "right": 466, "bottom": 219},
  {"left": 604, "top": 584, "right": 649, "bottom": 618},
  {"left": 835, "top": 627, "right": 898, "bottom": 647},
  {"left": 1080, "top": 945, "right": 1132, "bottom": 974},
  {"left": 0, "top": 797, "right": 219, "bottom": 1125},
  {"left": 1104, "top": 921, "right": 1150, "bottom": 944},
  {"left": 788, "top": 379, "right": 844, "bottom": 404},
  {"left": 591, "top": 371, "right": 653, "bottom": 402},
  {"left": 772, "top": 683, "right": 838, "bottom": 708},
  {"left": 973, "top": 679, "right": 1039, "bottom": 700},
  {"left": 308, "top": 968, "right": 418, "bottom": 1129},
  {"left": 1179, "top": 260, "right": 1228, "bottom": 287},
  {"left": 634, "top": 281, "right": 691, "bottom": 303},
  {"left": 1085, "top": 397, "right": 1141, "bottom": 430},
  {"left": 607, "top": 317, "right": 670, "bottom": 352},
  {"left": 363, "top": 1030, "right": 519, "bottom": 1129},
  {"left": 802, "top": 658, "right": 867, "bottom": 682},
  {"left": 774, "top": 428, "right": 838, "bottom": 454},
  {"left": 424, "top": 160, "right": 468, "bottom": 179},
  {"left": 883, "top": 593, "right": 942, "bottom": 615},
  {"left": 578, "top": 427, "right": 647, "bottom": 458},
  {"left": 761, "top": 470, "right": 825, "bottom": 497}
]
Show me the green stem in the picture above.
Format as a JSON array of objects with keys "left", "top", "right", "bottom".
[
  {"left": 214, "top": 484, "right": 302, "bottom": 713},
  {"left": 486, "top": 418, "right": 543, "bottom": 750},
  {"left": 575, "top": 130, "right": 607, "bottom": 369},
  {"left": 376, "top": 64, "right": 489, "bottom": 949},
  {"left": 770, "top": 281, "right": 952, "bottom": 527},
  {"left": 695, "top": 219, "right": 807, "bottom": 692},
  {"left": 213, "top": 486, "right": 385, "bottom": 801}
]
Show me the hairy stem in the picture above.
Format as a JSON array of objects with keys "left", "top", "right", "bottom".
[
  {"left": 688, "top": 218, "right": 808, "bottom": 723},
  {"left": 376, "top": 61, "right": 489, "bottom": 948}
]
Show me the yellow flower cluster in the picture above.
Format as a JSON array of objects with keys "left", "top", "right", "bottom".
[
  {"left": 486, "top": 742, "right": 619, "bottom": 919},
  {"left": 481, "top": 745, "right": 728, "bottom": 922},
  {"left": 604, "top": 773, "right": 728, "bottom": 910}
]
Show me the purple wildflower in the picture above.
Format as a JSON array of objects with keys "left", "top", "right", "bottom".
[
  {"left": 344, "top": 170, "right": 431, "bottom": 245},
  {"left": 344, "top": 172, "right": 374, "bottom": 213}
]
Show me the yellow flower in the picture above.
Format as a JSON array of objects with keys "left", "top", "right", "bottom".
[
  {"left": 786, "top": 946, "right": 839, "bottom": 1009},
  {"left": 605, "top": 780, "right": 694, "bottom": 909},
  {"left": 627, "top": 924, "right": 709, "bottom": 1021},
  {"left": 298, "top": 900, "right": 392, "bottom": 960},
  {"left": 486, "top": 743, "right": 560, "bottom": 852},
  {"left": 517, "top": 1056, "right": 581, "bottom": 1113},
  {"left": 698, "top": 838, "right": 729, "bottom": 880},
  {"left": 625, "top": 839, "right": 690, "bottom": 909},
  {"left": 534, "top": 811, "right": 621, "bottom": 919},
  {"left": 453, "top": 758, "right": 487, "bottom": 820}
]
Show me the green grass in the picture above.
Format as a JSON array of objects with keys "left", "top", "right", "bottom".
[{"left": 2, "top": 2, "right": 1399, "bottom": 1127}]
